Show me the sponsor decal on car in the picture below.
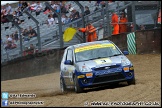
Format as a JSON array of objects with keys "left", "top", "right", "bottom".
[
  {"left": 94, "top": 58, "right": 112, "bottom": 65},
  {"left": 75, "top": 44, "right": 116, "bottom": 53}
]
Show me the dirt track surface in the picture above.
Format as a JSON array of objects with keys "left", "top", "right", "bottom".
[{"left": 1, "top": 54, "right": 161, "bottom": 107}]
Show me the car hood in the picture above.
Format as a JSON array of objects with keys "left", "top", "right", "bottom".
[{"left": 75, "top": 55, "right": 129, "bottom": 70}]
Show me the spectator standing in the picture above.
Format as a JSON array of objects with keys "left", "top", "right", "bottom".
[
  {"left": 30, "top": 1, "right": 37, "bottom": 9},
  {"left": 61, "top": 14, "right": 66, "bottom": 24},
  {"left": 56, "top": 1, "right": 61, "bottom": 13},
  {"left": 10, "top": 14, "right": 20, "bottom": 28},
  {"left": 1, "top": 5, "right": 9, "bottom": 23},
  {"left": 71, "top": 9, "right": 79, "bottom": 19},
  {"left": 6, "top": 3, "right": 12, "bottom": 15},
  {"left": 84, "top": 6, "right": 90, "bottom": 16},
  {"left": 73, "top": 14, "right": 79, "bottom": 21},
  {"left": 10, "top": 33, "right": 15, "bottom": 41},
  {"left": 22, "top": 28, "right": 30, "bottom": 42},
  {"left": 65, "top": 16, "right": 71, "bottom": 24},
  {"left": 66, "top": 4, "right": 72, "bottom": 12},
  {"left": 14, "top": 31, "right": 19, "bottom": 42},
  {"left": 52, "top": 6, "right": 59, "bottom": 20},
  {"left": 12, "top": 11, "right": 18, "bottom": 17},
  {"left": 78, "top": 23, "right": 98, "bottom": 42},
  {"left": 1, "top": 5, "right": 6, "bottom": 14},
  {"left": 73, "top": 14, "right": 80, "bottom": 26},
  {"left": 47, "top": 14, "right": 55, "bottom": 26},
  {"left": 30, "top": 1, "right": 37, "bottom": 12},
  {"left": 5, "top": 35, "right": 12, "bottom": 50},
  {"left": 18, "top": 1, "right": 22, "bottom": 8},
  {"left": 69, "top": 14, "right": 75, "bottom": 22},
  {"left": 119, "top": 12, "right": 128, "bottom": 33},
  {"left": 16, "top": 7, "right": 23, "bottom": 16},
  {"left": 25, "top": 2, "right": 31, "bottom": 12},
  {"left": 111, "top": 11, "right": 119, "bottom": 35},
  {"left": 61, "top": 3, "right": 68, "bottom": 14},
  {"left": 12, "top": 13, "right": 21, "bottom": 25},
  {"left": 51, "top": 1, "right": 57, "bottom": 9},
  {"left": 28, "top": 26, "right": 37, "bottom": 38},
  {"left": 34, "top": 1, "right": 43, "bottom": 16}
]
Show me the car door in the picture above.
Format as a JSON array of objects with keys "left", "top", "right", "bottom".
[{"left": 62, "top": 48, "right": 75, "bottom": 86}]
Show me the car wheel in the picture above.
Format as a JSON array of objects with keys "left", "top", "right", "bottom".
[
  {"left": 60, "top": 77, "right": 67, "bottom": 93},
  {"left": 74, "top": 75, "right": 83, "bottom": 93},
  {"left": 127, "top": 78, "right": 136, "bottom": 85}
]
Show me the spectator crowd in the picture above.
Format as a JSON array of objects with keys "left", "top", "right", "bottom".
[{"left": 1, "top": 1, "right": 147, "bottom": 53}]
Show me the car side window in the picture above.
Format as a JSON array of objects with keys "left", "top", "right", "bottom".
[{"left": 66, "top": 49, "right": 73, "bottom": 62}]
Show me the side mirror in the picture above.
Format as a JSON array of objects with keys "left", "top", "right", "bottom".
[
  {"left": 64, "top": 60, "right": 72, "bottom": 65},
  {"left": 123, "top": 51, "right": 129, "bottom": 55}
]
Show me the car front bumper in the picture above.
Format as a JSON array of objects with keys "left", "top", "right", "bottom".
[{"left": 76, "top": 66, "right": 135, "bottom": 88}]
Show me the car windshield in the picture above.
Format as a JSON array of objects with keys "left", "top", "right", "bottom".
[{"left": 75, "top": 43, "right": 122, "bottom": 62}]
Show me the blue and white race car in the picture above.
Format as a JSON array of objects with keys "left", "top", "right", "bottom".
[{"left": 60, "top": 40, "right": 135, "bottom": 93}]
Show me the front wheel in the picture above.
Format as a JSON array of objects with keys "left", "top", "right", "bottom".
[
  {"left": 127, "top": 78, "right": 136, "bottom": 85},
  {"left": 74, "top": 75, "right": 83, "bottom": 93},
  {"left": 60, "top": 77, "right": 67, "bottom": 93}
]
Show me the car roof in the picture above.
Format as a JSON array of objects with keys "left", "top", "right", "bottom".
[{"left": 67, "top": 40, "right": 112, "bottom": 49}]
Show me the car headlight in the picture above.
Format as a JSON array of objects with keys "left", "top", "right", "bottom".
[
  {"left": 80, "top": 66, "right": 92, "bottom": 72},
  {"left": 121, "top": 59, "right": 131, "bottom": 66}
]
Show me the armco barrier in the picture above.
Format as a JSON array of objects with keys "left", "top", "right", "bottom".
[
  {"left": 1, "top": 28, "right": 161, "bottom": 81},
  {"left": 135, "top": 28, "right": 161, "bottom": 54},
  {"left": 100, "top": 28, "right": 161, "bottom": 54}
]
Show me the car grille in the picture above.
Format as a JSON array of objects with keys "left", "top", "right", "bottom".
[
  {"left": 94, "top": 65, "right": 120, "bottom": 71},
  {"left": 93, "top": 72, "right": 125, "bottom": 84}
]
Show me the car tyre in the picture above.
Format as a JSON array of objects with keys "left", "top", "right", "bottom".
[
  {"left": 74, "top": 75, "right": 83, "bottom": 93},
  {"left": 60, "top": 77, "right": 67, "bottom": 93},
  {"left": 127, "top": 78, "right": 136, "bottom": 85}
]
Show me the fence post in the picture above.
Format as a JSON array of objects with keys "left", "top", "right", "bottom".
[
  {"left": 6, "top": 15, "right": 23, "bottom": 56},
  {"left": 24, "top": 10, "right": 41, "bottom": 52},
  {"left": 44, "top": 2, "right": 64, "bottom": 48},
  {"left": 105, "top": 1, "right": 111, "bottom": 37},
  {"left": 132, "top": 1, "right": 136, "bottom": 31},
  {"left": 74, "top": 1, "right": 86, "bottom": 43}
]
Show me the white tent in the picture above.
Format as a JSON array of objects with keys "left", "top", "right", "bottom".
[{"left": 1, "top": 1, "right": 19, "bottom": 5}]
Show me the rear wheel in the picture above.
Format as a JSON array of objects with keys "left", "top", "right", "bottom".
[
  {"left": 60, "top": 77, "right": 67, "bottom": 93},
  {"left": 127, "top": 78, "right": 136, "bottom": 85},
  {"left": 74, "top": 75, "right": 83, "bottom": 93}
]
